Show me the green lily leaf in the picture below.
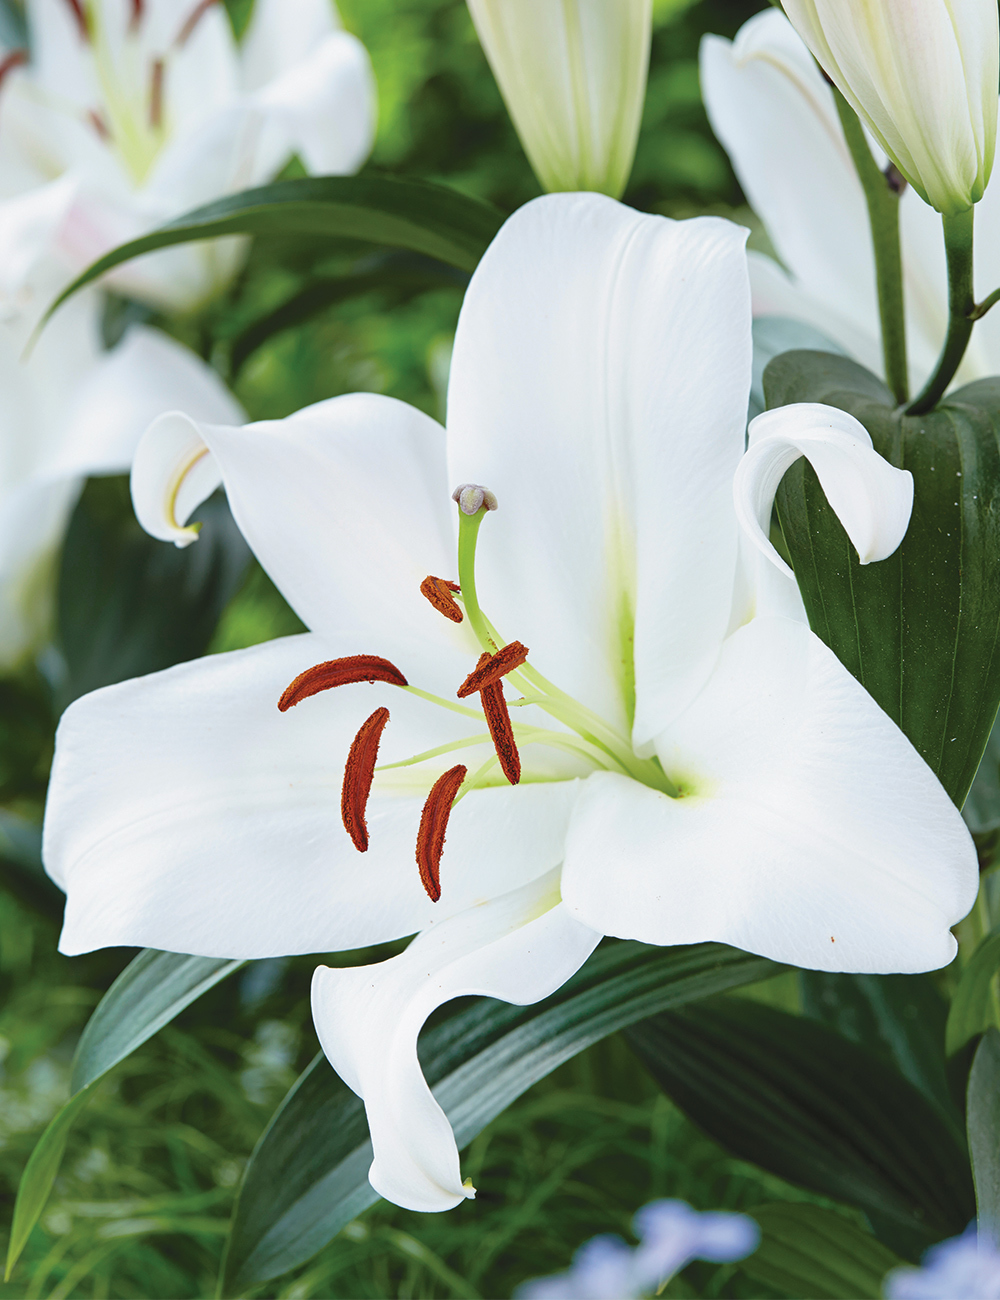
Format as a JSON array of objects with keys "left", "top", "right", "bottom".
[
  {"left": 740, "top": 1203, "right": 902, "bottom": 1300},
  {"left": 229, "top": 251, "right": 469, "bottom": 376},
  {"left": 220, "top": 941, "right": 779, "bottom": 1295},
  {"left": 6, "top": 950, "right": 243, "bottom": 1278},
  {"left": 43, "top": 175, "right": 504, "bottom": 325},
  {"left": 965, "top": 716, "right": 1000, "bottom": 833},
  {"left": 946, "top": 931, "right": 1000, "bottom": 1055},
  {"left": 800, "top": 972, "right": 957, "bottom": 1127},
  {"left": 625, "top": 997, "right": 974, "bottom": 1254},
  {"left": 967, "top": 1028, "right": 1000, "bottom": 1243},
  {"left": 56, "top": 480, "right": 250, "bottom": 708},
  {"left": 764, "top": 351, "right": 1000, "bottom": 806}
]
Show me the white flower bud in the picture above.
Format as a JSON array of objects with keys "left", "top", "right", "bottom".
[
  {"left": 781, "top": 0, "right": 999, "bottom": 214},
  {"left": 466, "top": 0, "right": 652, "bottom": 199}
]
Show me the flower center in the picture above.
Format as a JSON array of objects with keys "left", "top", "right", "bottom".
[{"left": 277, "top": 485, "right": 676, "bottom": 901}]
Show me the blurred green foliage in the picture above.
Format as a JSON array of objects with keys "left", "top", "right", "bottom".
[{"left": 0, "top": 0, "right": 827, "bottom": 1295}]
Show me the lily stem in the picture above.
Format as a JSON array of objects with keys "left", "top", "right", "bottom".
[
  {"left": 833, "top": 87, "right": 908, "bottom": 405},
  {"left": 907, "top": 206, "right": 975, "bottom": 415}
]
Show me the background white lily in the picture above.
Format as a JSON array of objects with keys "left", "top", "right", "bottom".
[
  {"left": 42, "top": 194, "right": 976, "bottom": 1216},
  {"left": 466, "top": 0, "right": 651, "bottom": 198},
  {"left": 780, "top": 0, "right": 998, "bottom": 215},
  {"left": 701, "top": 10, "right": 1000, "bottom": 389},
  {"left": 0, "top": 0, "right": 376, "bottom": 311}
]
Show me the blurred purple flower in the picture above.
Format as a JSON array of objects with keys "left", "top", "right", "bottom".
[
  {"left": 885, "top": 1225, "right": 1000, "bottom": 1300},
  {"left": 514, "top": 1199, "right": 760, "bottom": 1299}
]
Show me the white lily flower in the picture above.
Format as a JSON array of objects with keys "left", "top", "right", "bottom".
[
  {"left": 701, "top": 10, "right": 1000, "bottom": 388},
  {"left": 42, "top": 194, "right": 976, "bottom": 1214},
  {"left": 0, "top": 191, "right": 242, "bottom": 667},
  {"left": 780, "top": 0, "right": 998, "bottom": 215},
  {"left": 0, "top": 0, "right": 375, "bottom": 311},
  {"left": 466, "top": 0, "right": 652, "bottom": 198}
]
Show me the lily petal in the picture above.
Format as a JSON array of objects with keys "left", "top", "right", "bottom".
[
  {"left": 311, "top": 871, "right": 601, "bottom": 1211},
  {"left": 44, "top": 634, "right": 581, "bottom": 959},
  {"left": 562, "top": 616, "right": 976, "bottom": 972},
  {"left": 734, "top": 402, "right": 913, "bottom": 584},
  {"left": 132, "top": 393, "right": 476, "bottom": 668},
  {"left": 447, "top": 192, "right": 752, "bottom": 746}
]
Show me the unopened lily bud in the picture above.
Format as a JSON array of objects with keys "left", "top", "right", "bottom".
[
  {"left": 466, "top": 0, "right": 652, "bottom": 198},
  {"left": 781, "top": 0, "right": 999, "bottom": 214},
  {"left": 452, "top": 483, "right": 498, "bottom": 515}
]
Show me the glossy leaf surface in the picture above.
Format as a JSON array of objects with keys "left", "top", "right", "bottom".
[
  {"left": 765, "top": 351, "right": 1000, "bottom": 806},
  {"left": 221, "top": 941, "right": 778, "bottom": 1294},
  {"left": 626, "top": 998, "right": 974, "bottom": 1249},
  {"left": 946, "top": 931, "right": 1000, "bottom": 1055},
  {"left": 44, "top": 176, "right": 504, "bottom": 323},
  {"left": 740, "top": 1203, "right": 901, "bottom": 1300}
]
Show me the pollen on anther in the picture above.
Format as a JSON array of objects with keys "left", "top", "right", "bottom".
[
  {"left": 457, "top": 642, "right": 529, "bottom": 697},
  {"left": 278, "top": 654, "right": 408, "bottom": 711},
  {"left": 420, "top": 575, "right": 463, "bottom": 623},
  {"left": 341, "top": 707, "right": 390, "bottom": 853},
  {"left": 480, "top": 680, "right": 521, "bottom": 785},
  {"left": 416, "top": 765, "right": 466, "bottom": 902}
]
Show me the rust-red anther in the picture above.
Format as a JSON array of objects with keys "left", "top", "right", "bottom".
[
  {"left": 63, "top": 0, "right": 89, "bottom": 39},
  {"left": 416, "top": 764, "right": 466, "bottom": 902},
  {"left": 0, "top": 49, "right": 27, "bottom": 93},
  {"left": 278, "top": 654, "right": 408, "bottom": 712},
  {"left": 480, "top": 680, "right": 520, "bottom": 784},
  {"left": 341, "top": 707, "right": 389, "bottom": 853},
  {"left": 420, "top": 575, "right": 463, "bottom": 624},
  {"left": 176, "top": 0, "right": 218, "bottom": 46},
  {"left": 130, "top": 0, "right": 144, "bottom": 29},
  {"left": 149, "top": 58, "right": 164, "bottom": 129},
  {"left": 456, "top": 641, "right": 528, "bottom": 698}
]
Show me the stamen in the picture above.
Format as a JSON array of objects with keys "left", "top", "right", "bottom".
[
  {"left": 341, "top": 707, "right": 389, "bottom": 853},
  {"left": 452, "top": 483, "right": 498, "bottom": 516},
  {"left": 0, "top": 50, "right": 27, "bottom": 95},
  {"left": 278, "top": 655, "right": 408, "bottom": 711},
  {"left": 63, "top": 0, "right": 89, "bottom": 39},
  {"left": 420, "top": 575, "right": 463, "bottom": 623},
  {"left": 456, "top": 642, "right": 529, "bottom": 698},
  {"left": 130, "top": 0, "right": 144, "bottom": 30},
  {"left": 415, "top": 765, "right": 466, "bottom": 902},
  {"left": 176, "top": 0, "right": 218, "bottom": 46},
  {"left": 480, "top": 680, "right": 520, "bottom": 784},
  {"left": 88, "top": 108, "right": 111, "bottom": 141},
  {"left": 149, "top": 58, "right": 164, "bottom": 130}
]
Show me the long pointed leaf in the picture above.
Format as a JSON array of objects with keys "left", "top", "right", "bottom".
[
  {"left": 221, "top": 941, "right": 778, "bottom": 1294},
  {"left": 947, "top": 930, "right": 1000, "bottom": 1054},
  {"left": 626, "top": 999, "right": 974, "bottom": 1253},
  {"left": 6, "top": 951, "right": 243, "bottom": 1277},
  {"left": 967, "top": 1028, "right": 1000, "bottom": 1243},
  {"left": 43, "top": 176, "right": 504, "bottom": 324}
]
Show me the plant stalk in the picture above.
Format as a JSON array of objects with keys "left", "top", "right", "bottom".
[
  {"left": 907, "top": 206, "right": 975, "bottom": 415},
  {"left": 833, "top": 87, "right": 908, "bottom": 405}
]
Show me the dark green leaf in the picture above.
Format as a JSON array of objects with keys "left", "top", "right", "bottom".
[
  {"left": 741, "top": 1202, "right": 901, "bottom": 1299},
  {"left": 765, "top": 351, "right": 1000, "bottom": 805},
  {"left": 800, "top": 972, "right": 958, "bottom": 1129},
  {"left": 6, "top": 951, "right": 243, "bottom": 1277},
  {"left": 221, "top": 941, "right": 779, "bottom": 1294},
  {"left": 56, "top": 480, "right": 250, "bottom": 707},
  {"left": 626, "top": 998, "right": 974, "bottom": 1251},
  {"left": 229, "top": 251, "right": 469, "bottom": 375},
  {"left": 967, "top": 1028, "right": 1000, "bottom": 1243},
  {"left": 965, "top": 716, "right": 1000, "bottom": 833},
  {"left": 946, "top": 930, "right": 1000, "bottom": 1055},
  {"left": 44, "top": 176, "right": 504, "bottom": 323}
]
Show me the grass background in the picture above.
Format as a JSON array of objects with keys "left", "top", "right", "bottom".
[{"left": 0, "top": 1, "right": 846, "bottom": 1295}]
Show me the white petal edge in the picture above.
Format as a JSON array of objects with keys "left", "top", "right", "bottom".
[
  {"left": 734, "top": 402, "right": 913, "bottom": 580},
  {"left": 561, "top": 616, "right": 977, "bottom": 973},
  {"left": 130, "top": 412, "right": 223, "bottom": 547},
  {"left": 311, "top": 871, "right": 601, "bottom": 1212}
]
